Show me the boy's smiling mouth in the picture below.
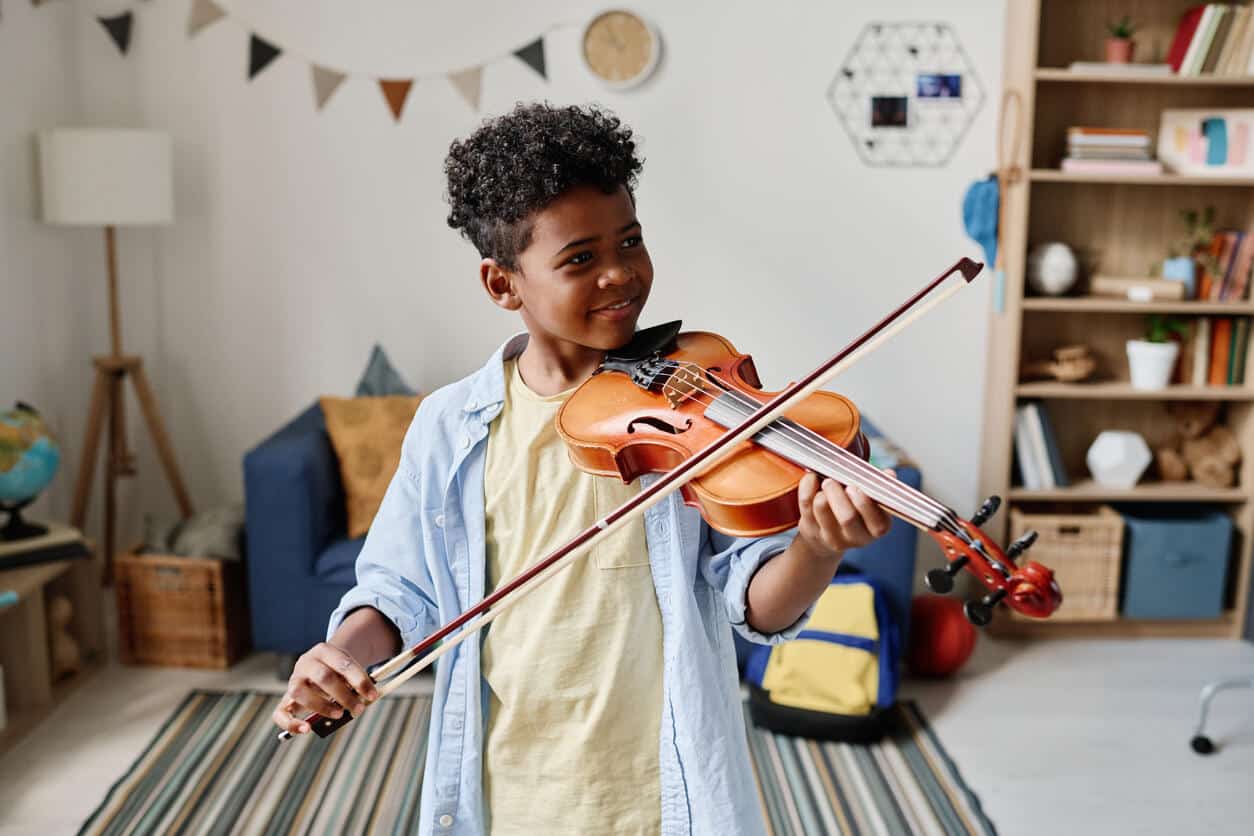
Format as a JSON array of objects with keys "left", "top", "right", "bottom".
[{"left": 590, "top": 295, "right": 640, "bottom": 319}]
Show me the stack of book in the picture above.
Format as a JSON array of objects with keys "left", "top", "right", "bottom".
[
  {"left": 1169, "top": 4, "right": 1254, "bottom": 76},
  {"left": 0, "top": 522, "right": 88, "bottom": 571},
  {"left": 1014, "top": 401, "right": 1068, "bottom": 490},
  {"left": 1177, "top": 316, "right": 1251, "bottom": 386},
  {"left": 1061, "top": 127, "right": 1162, "bottom": 176}
]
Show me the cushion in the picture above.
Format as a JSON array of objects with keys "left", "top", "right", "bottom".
[
  {"left": 356, "top": 344, "right": 417, "bottom": 397},
  {"left": 316, "top": 536, "right": 367, "bottom": 585},
  {"left": 319, "top": 395, "right": 422, "bottom": 538}
]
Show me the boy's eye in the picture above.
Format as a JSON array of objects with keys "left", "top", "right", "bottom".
[
  {"left": 622, "top": 235, "right": 642, "bottom": 248},
  {"left": 566, "top": 251, "right": 593, "bottom": 266}
]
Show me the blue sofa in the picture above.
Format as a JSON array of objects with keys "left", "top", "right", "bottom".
[{"left": 243, "top": 402, "right": 921, "bottom": 674}]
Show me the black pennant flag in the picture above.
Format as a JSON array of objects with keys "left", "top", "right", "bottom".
[
  {"left": 248, "top": 34, "right": 281, "bottom": 80},
  {"left": 514, "top": 37, "right": 546, "bottom": 79},
  {"left": 98, "top": 12, "right": 134, "bottom": 55}
]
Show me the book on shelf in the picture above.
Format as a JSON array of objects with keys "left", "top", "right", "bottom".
[
  {"left": 1169, "top": 4, "right": 1254, "bottom": 76},
  {"left": 1192, "top": 226, "right": 1254, "bottom": 301},
  {"left": 1174, "top": 314, "right": 1251, "bottom": 385},
  {"left": 1090, "top": 275, "right": 1187, "bottom": 301},
  {"left": 1060, "top": 159, "right": 1165, "bottom": 175},
  {"left": 1014, "top": 406, "right": 1041, "bottom": 490},
  {"left": 0, "top": 522, "right": 88, "bottom": 572},
  {"left": 1065, "top": 61, "right": 1173, "bottom": 76},
  {"left": 1013, "top": 401, "right": 1068, "bottom": 490}
]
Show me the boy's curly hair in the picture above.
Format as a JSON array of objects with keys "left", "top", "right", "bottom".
[{"left": 444, "top": 101, "right": 644, "bottom": 270}]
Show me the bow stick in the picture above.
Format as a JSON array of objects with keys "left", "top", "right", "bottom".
[{"left": 279, "top": 256, "right": 983, "bottom": 741}]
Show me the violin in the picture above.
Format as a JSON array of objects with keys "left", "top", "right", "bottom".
[
  {"left": 278, "top": 256, "right": 1062, "bottom": 742},
  {"left": 557, "top": 321, "right": 1060, "bottom": 624}
]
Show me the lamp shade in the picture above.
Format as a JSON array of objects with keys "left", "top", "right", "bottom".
[{"left": 37, "top": 128, "right": 173, "bottom": 226}]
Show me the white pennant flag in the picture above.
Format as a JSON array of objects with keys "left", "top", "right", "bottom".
[
  {"left": 448, "top": 66, "right": 483, "bottom": 111},
  {"left": 187, "top": 0, "right": 226, "bottom": 37},
  {"left": 312, "top": 65, "right": 347, "bottom": 110}
]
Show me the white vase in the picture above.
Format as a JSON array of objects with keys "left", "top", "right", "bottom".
[{"left": 1126, "top": 339, "right": 1179, "bottom": 389}]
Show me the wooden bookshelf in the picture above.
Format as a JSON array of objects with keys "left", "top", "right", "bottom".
[
  {"left": 1036, "top": 68, "right": 1254, "bottom": 86},
  {"left": 1023, "top": 298, "right": 1254, "bottom": 313},
  {"left": 982, "top": 0, "right": 1254, "bottom": 640},
  {"left": 1030, "top": 170, "right": 1254, "bottom": 186},
  {"left": 1015, "top": 382, "right": 1254, "bottom": 400}
]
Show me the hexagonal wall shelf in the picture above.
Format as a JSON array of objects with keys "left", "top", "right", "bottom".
[{"left": 826, "top": 22, "right": 986, "bottom": 167}]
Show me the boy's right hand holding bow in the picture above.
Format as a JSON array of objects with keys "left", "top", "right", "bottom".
[{"left": 272, "top": 641, "right": 379, "bottom": 736}]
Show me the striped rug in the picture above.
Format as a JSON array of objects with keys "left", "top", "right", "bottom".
[{"left": 79, "top": 690, "right": 994, "bottom": 835}]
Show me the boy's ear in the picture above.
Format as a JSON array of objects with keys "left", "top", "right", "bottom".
[{"left": 480, "top": 258, "right": 522, "bottom": 311}]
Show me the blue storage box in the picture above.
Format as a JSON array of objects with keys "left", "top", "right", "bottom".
[{"left": 1114, "top": 503, "right": 1233, "bottom": 620}]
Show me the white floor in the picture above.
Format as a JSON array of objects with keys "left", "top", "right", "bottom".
[{"left": 1, "top": 632, "right": 1252, "bottom": 835}]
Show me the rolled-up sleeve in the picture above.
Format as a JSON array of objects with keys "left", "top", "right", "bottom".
[
  {"left": 326, "top": 459, "right": 439, "bottom": 654},
  {"left": 699, "top": 522, "right": 812, "bottom": 645}
]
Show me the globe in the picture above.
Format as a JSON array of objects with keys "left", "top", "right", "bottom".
[{"left": 0, "top": 402, "right": 62, "bottom": 540}]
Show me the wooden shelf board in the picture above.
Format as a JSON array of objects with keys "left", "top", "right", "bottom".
[
  {"left": 1015, "top": 382, "right": 1254, "bottom": 401},
  {"left": 1023, "top": 298, "right": 1254, "bottom": 314},
  {"left": 1030, "top": 169, "right": 1254, "bottom": 186},
  {"left": 0, "top": 655, "right": 103, "bottom": 757},
  {"left": 1009, "top": 479, "right": 1247, "bottom": 502},
  {"left": 1035, "top": 68, "right": 1254, "bottom": 86},
  {"left": 992, "top": 611, "right": 1238, "bottom": 640}
]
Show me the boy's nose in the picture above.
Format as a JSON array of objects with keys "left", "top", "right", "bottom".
[{"left": 598, "top": 267, "right": 632, "bottom": 287}]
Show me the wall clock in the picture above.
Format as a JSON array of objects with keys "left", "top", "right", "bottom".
[{"left": 581, "top": 9, "right": 662, "bottom": 89}]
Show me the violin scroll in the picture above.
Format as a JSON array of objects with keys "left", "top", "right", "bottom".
[{"left": 926, "top": 495, "right": 1062, "bottom": 625}]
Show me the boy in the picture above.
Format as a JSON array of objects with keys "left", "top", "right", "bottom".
[{"left": 274, "top": 102, "right": 892, "bottom": 835}]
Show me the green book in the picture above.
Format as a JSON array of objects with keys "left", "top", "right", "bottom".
[{"left": 1232, "top": 318, "right": 1250, "bottom": 385}]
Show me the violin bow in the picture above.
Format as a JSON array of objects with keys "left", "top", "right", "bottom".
[{"left": 279, "top": 256, "right": 983, "bottom": 741}]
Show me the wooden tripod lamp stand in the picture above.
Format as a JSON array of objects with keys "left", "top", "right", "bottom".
[{"left": 38, "top": 128, "right": 194, "bottom": 581}]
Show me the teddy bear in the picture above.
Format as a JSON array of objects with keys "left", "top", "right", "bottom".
[{"left": 1154, "top": 401, "right": 1242, "bottom": 488}]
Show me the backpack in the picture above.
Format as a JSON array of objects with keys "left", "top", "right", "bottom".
[{"left": 743, "top": 568, "right": 902, "bottom": 743}]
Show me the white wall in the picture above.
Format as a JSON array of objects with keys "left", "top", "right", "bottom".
[
  {"left": 44, "top": 1, "right": 1006, "bottom": 563},
  {"left": 0, "top": 3, "right": 98, "bottom": 527}
]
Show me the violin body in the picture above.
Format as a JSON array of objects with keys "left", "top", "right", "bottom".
[{"left": 557, "top": 330, "right": 867, "bottom": 538}]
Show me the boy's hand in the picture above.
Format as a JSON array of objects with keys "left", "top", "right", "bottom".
[
  {"left": 272, "top": 642, "right": 378, "bottom": 736},
  {"left": 795, "top": 470, "right": 894, "bottom": 561}
]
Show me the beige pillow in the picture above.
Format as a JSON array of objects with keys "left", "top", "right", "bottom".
[{"left": 320, "top": 395, "right": 422, "bottom": 538}]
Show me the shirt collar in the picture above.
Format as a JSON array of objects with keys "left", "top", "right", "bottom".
[{"left": 462, "top": 331, "right": 529, "bottom": 419}]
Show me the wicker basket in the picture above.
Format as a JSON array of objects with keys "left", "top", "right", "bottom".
[
  {"left": 1009, "top": 506, "right": 1124, "bottom": 621},
  {"left": 114, "top": 549, "right": 250, "bottom": 668}
]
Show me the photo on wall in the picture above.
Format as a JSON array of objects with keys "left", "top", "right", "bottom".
[
  {"left": 871, "top": 96, "right": 909, "bottom": 128},
  {"left": 917, "top": 73, "right": 962, "bottom": 98}
]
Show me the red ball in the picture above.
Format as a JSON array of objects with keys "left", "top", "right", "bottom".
[{"left": 907, "top": 595, "right": 977, "bottom": 677}]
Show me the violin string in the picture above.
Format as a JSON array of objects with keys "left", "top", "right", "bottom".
[{"left": 655, "top": 362, "right": 965, "bottom": 537}]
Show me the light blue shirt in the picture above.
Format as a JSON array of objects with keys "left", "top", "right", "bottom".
[{"left": 328, "top": 332, "right": 810, "bottom": 836}]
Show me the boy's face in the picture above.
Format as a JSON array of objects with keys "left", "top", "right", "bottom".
[{"left": 482, "top": 184, "right": 653, "bottom": 355}]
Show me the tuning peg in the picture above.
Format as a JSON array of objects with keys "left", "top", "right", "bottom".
[
  {"left": 1006, "top": 529, "right": 1038, "bottom": 562},
  {"left": 963, "top": 589, "right": 1008, "bottom": 627},
  {"left": 925, "top": 556, "right": 969, "bottom": 595},
  {"left": 970, "top": 495, "right": 1001, "bottom": 527}
]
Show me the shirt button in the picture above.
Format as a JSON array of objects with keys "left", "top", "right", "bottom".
[
  {"left": 461, "top": 436, "right": 471, "bottom": 449},
  {"left": 434, "top": 514, "right": 445, "bottom": 528},
  {"left": 439, "top": 814, "right": 454, "bottom": 827}
]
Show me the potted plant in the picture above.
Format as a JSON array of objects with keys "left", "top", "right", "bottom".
[
  {"left": 1105, "top": 16, "right": 1138, "bottom": 63},
  {"left": 1127, "top": 314, "right": 1188, "bottom": 389},
  {"left": 1164, "top": 206, "right": 1217, "bottom": 299}
]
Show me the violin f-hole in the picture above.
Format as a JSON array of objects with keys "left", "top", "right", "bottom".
[{"left": 627, "top": 415, "right": 692, "bottom": 435}]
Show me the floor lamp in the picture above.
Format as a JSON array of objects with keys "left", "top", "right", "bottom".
[{"left": 38, "top": 128, "right": 194, "bottom": 581}]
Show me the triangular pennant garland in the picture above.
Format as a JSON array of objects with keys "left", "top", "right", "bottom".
[
  {"left": 513, "top": 37, "right": 546, "bottom": 79},
  {"left": 379, "top": 80, "right": 414, "bottom": 122},
  {"left": 311, "top": 65, "right": 347, "bottom": 110},
  {"left": 97, "top": 11, "right": 133, "bottom": 55},
  {"left": 186, "top": 0, "right": 225, "bottom": 37},
  {"left": 448, "top": 66, "right": 483, "bottom": 111},
  {"left": 248, "top": 34, "right": 281, "bottom": 80}
]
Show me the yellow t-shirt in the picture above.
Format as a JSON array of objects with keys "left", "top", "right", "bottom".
[{"left": 481, "top": 358, "right": 664, "bottom": 835}]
